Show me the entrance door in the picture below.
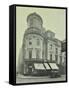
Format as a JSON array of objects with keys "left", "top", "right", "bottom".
[{"left": 28, "top": 65, "right": 32, "bottom": 74}]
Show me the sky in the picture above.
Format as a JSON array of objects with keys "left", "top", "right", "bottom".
[{"left": 16, "top": 6, "right": 66, "bottom": 66}]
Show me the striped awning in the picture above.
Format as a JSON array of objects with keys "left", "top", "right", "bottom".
[
  {"left": 34, "top": 63, "right": 45, "bottom": 70},
  {"left": 44, "top": 63, "right": 51, "bottom": 70},
  {"left": 49, "top": 63, "right": 59, "bottom": 70}
]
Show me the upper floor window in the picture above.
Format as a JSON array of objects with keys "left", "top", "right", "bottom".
[
  {"left": 29, "top": 50, "right": 32, "bottom": 59},
  {"left": 56, "top": 48, "right": 58, "bottom": 54},
  {"left": 55, "top": 55, "right": 58, "bottom": 63},
  {"left": 50, "top": 44, "right": 52, "bottom": 49},
  {"left": 29, "top": 41, "right": 32, "bottom": 45},
  {"left": 50, "top": 54, "right": 52, "bottom": 62},
  {"left": 36, "top": 49, "right": 40, "bottom": 59},
  {"left": 37, "top": 39, "right": 40, "bottom": 45},
  {"left": 60, "top": 56, "right": 62, "bottom": 64}
]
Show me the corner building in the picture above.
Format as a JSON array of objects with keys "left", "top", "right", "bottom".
[{"left": 22, "top": 13, "right": 62, "bottom": 75}]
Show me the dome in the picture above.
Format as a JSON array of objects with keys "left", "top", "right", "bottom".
[
  {"left": 27, "top": 12, "right": 43, "bottom": 24},
  {"left": 24, "top": 13, "right": 45, "bottom": 39}
]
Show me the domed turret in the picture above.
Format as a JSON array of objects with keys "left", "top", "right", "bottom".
[{"left": 27, "top": 12, "right": 43, "bottom": 29}]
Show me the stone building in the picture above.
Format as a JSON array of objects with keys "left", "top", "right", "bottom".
[
  {"left": 20, "top": 12, "right": 63, "bottom": 75},
  {"left": 61, "top": 40, "right": 66, "bottom": 65},
  {"left": 44, "top": 30, "right": 62, "bottom": 64},
  {"left": 61, "top": 40, "right": 66, "bottom": 74}
]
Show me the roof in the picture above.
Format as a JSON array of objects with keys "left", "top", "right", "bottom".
[
  {"left": 46, "top": 30, "right": 55, "bottom": 35},
  {"left": 27, "top": 12, "right": 43, "bottom": 24}
]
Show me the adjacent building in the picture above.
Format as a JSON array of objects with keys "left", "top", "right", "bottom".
[{"left": 61, "top": 40, "right": 66, "bottom": 74}]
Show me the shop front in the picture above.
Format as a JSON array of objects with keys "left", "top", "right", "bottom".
[{"left": 23, "top": 60, "right": 60, "bottom": 77}]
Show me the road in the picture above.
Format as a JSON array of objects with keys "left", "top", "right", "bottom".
[{"left": 16, "top": 74, "right": 66, "bottom": 84}]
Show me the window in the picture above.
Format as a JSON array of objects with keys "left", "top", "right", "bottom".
[
  {"left": 30, "top": 19, "right": 33, "bottom": 27},
  {"left": 29, "top": 50, "right": 32, "bottom": 59},
  {"left": 48, "top": 33, "right": 51, "bottom": 37},
  {"left": 29, "top": 41, "right": 32, "bottom": 45},
  {"left": 60, "top": 56, "right": 62, "bottom": 64},
  {"left": 50, "top": 54, "right": 52, "bottom": 62},
  {"left": 55, "top": 55, "right": 58, "bottom": 63},
  {"left": 36, "top": 49, "right": 40, "bottom": 59},
  {"left": 37, "top": 39, "right": 40, "bottom": 45},
  {"left": 50, "top": 44, "right": 52, "bottom": 49},
  {"left": 56, "top": 48, "right": 58, "bottom": 54}
]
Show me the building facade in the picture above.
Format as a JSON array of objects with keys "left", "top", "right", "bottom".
[
  {"left": 21, "top": 12, "right": 63, "bottom": 75},
  {"left": 61, "top": 40, "right": 66, "bottom": 74}
]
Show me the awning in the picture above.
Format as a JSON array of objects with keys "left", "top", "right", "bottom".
[
  {"left": 44, "top": 63, "right": 51, "bottom": 70},
  {"left": 49, "top": 63, "right": 59, "bottom": 70},
  {"left": 34, "top": 63, "right": 45, "bottom": 70}
]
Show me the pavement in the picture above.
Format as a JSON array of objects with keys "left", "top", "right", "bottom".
[{"left": 16, "top": 74, "right": 66, "bottom": 84}]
